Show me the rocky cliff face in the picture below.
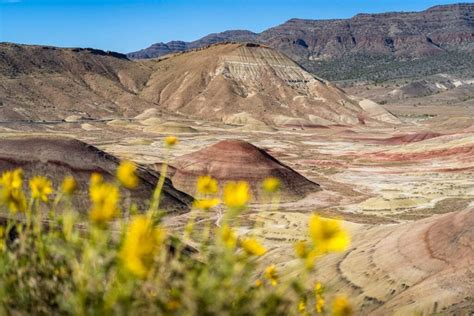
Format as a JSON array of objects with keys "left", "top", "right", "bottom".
[
  {"left": 259, "top": 3, "right": 474, "bottom": 61},
  {"left": 128, "top": 4, "right": 474, "bottom": 80}
]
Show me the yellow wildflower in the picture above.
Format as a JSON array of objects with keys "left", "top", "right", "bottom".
[
  {"left": 316, "top": 296, "right": 325, "bottom": 314},
  {"left": 264, "top": 264, "right": 278, "bottom": 286},
  {"left": 223, "top": 181, "right": 250, "bottom": 209},
  {"left": 294, "top": 240, "right": 309, "bottom": 258},
  {"left": 315, "top": 283, "right": 325, "bottom": 314},
  {"left": 0, "top": 169, "right": 23, "bottom": 189},
  {"left": 89, "top": 182, "right": 120, "bottom": 224},
  {"left": 193, "top": 198, "right": 220, "bottom": 210},
  {"left": 219, "top": 224, "right": 237, "bottom": 249},
  {"left": 255, "top": 279, "right": 263, "bottom": 288},
  {"left": 0, "top": 226, "right": 4, "bottom": 252},
  {"left": 29, "top": 176, "right": 53, "bottom": 202},
  {"left": 241, "top": 237, "right": 267, "bottom": 256},
  {"left": 262, "top": 177, "right": 280, "bottom": 194},
  {"left": 0, "top": 187, "right": 27, "bottom": 213},
  {"left": 309, "top": 215, "right": 350, "bottom": 254},
  {"left": 315, "top": 282, "right": 323, "bottom": 292},
  {"left": 117, "top": 160, "right": 139, "bottom": 189},
  {"left": 62, "top": 211, "right": 77, "bottom": 241},
  {"left": 61, "top": 176, "right": 77, "bottom": 195},
  {"left": 164, "top": 135, "right": 178, "bottom": 147},
  {"left": 0, "top": 169, "right": 26, "bottom": 213},
  {"left": 196, "top": 175, "right": 218, "bottom": 195},
  {"left": 332, "top": 296, "right": 352, "bottom": 316},
  {"left": 120, "top": 215, "right": 167, "bottom": 278},
  {"left": 298, "top": 300, "right": 307, "bottom": 314},
  {"left": 295, "top": 240, "right": 320, "bottom": 268},
  {"left": 90, "top": 172, "right": 103, "bottom": 187}
]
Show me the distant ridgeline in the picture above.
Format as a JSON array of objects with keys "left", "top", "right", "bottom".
[
  {"left": 128, "top": 3, "right": 474, "bottom": 81},
  {"left": 0, "top": 42, "right": 400, "bottom": 126}
]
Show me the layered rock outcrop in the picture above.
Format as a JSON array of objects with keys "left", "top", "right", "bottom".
[{"left": 138, "top": 43, "right": 399, "bottom": 126}]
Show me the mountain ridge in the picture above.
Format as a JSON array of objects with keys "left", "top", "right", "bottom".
[{"left": 128, "top": 3, "right": 474, "bottom": 81}]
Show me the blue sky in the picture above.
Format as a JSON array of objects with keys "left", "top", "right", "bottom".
[{"left": 0, "top": 0, "right": 471, "bottom": 53}]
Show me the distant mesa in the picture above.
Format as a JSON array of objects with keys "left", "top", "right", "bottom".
[
  {"left": 128, "top": 4, "right": 474, "bottom": 82},
  {"left": 170, "top": 139, "right": 320, "bottom": 202},
  {"left": 0, "top": 136, "right": 192, "bottom": 214},
  {"left": 129, "top": 3, "right": 474, "bottom": 61}
]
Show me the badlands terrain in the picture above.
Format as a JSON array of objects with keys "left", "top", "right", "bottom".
[{"left": 1, "top": 24, "right": 474, "bottom": 314}]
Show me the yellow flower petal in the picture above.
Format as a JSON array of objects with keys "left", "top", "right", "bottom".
[
  {"left": 223, "top": 181, "right": 250, "bottom": 209},
  {"left": 0, "top": 169, "right": 27, "bottom": 213},
  {"left": 298, "top": 300, "right": 306, "bottom": 314},
  {"left": 120, "top": 215, "right": 167, "bottom": 278},
  {"left": 308, "top": 215, "right": 350, "bottom": 254},
  {"left": 89, "top": 182, "right": 120, "bottom": 223},
  {"left": 264, "top": 264, "right": 278, "bottom": 286},
  {"left": 164, "top": 136, "right": 178, "bottom": 147},
  {"left": 193, "top": 198, "right": 220, "bottom": 210},
  {"left": 196, "top": 175, "right": 218, "bottom": 195},
  {"left": 90, "top": 172, "right": 103, "bottom": 186},
  {"left": 61, "top": 176, "right": 77, "bottom": 195},
  {"left": 117, "top": 160, "right": 139, "bottom": 189},
  {"left": 332, "top": 295, "right": 352, "bottom": 316},
  {"left": 241, "top": 237, "right": 267, "bottom": 256},
  {"left": 29, "top": 176, "right": 53, "bottom": 202},
  {"left": 219, "top": 224, "right": 237, "bottom": 249},
  {"left": 262, "top": 177, "right": 280, "bottom": 194}
]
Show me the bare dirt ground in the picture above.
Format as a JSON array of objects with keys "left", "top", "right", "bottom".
[{"left": 1, "top": 101, "right": 473, "bottom": 314}]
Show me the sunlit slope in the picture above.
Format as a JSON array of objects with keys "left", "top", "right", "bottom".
[{"left": 138, "top": 43, "right": 399, "bottom": 126}]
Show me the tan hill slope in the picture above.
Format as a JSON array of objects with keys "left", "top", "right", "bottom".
[
  {"left": 170, "top": 139, "right": 320, "bottom": 202},
  {"left": 316, "top": 208, "right": 474, "bottom": 314},
  {"left": 0, "top": 42, "right": 398, "bottom": 126},
  {"left": 0, "top": 43, "right": 155, "bottom": 121},
  {"left": 0, "top": 136, "right": 192, "bottom": 214},
  {"left": 137, "top": 43, "right": 399, "bottom": 126}
]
